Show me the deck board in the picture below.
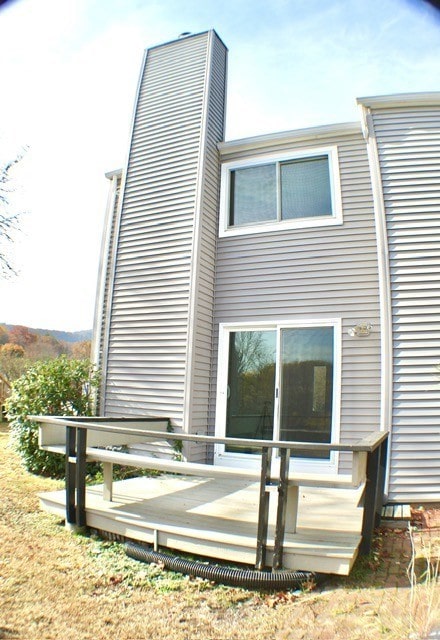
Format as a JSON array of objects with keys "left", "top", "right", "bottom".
[{"left": 39, "top": 474, "right": 363, "bottom": 575}]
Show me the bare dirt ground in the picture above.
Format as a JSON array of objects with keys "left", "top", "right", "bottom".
[{"left": 0, "top": 423, "right": 438, "bottom": 640}]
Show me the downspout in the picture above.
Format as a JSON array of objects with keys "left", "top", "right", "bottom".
[{"left": 357, "top": 102, "right": 393, "bottom": 497}]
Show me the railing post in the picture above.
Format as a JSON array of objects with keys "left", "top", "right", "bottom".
[
  {"left": 65, "top": 425, "right": 77, "bottom": 525},
  {"left": 102, "top": 462, "right": 113, "bottom": 501},
  {"left": 360, "top": 436, "right": 388, "bottom": 554},
  {"left": 65, "top": 424, "right": 87, "bottom": 529},
  {"left": 273, "top": 447, "right": 290, "bottom": 570},
  {"left": 255, "top": 446, "right": 272, "bottom": 570},
  {"left": 75, "top": 427, "right": 87, "bottom": 528}
]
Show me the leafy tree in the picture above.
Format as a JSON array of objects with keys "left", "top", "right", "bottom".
[
  {"left": 0, "top": 325, "right": 9, "bottom": 345},
  {"left": 0, "top": 154, "right": 24, "bottom": 277},
  {"left": 0, "top": 344, "right": 29, "bottom": 381},
  {"left": 0, "top": 343, "right": 25, "bottom": 358},
  {"left": 6, "top": 356, "right": 100, "bottom": 477},
  {"left": 8, "top": 325, "right": 37, "bottom": 347},
  {"left": 26, "top": 334, "right": 68, "bottom": 360},
  {"left": 71, "top": 340, "right": 91, "bottom": 359}
]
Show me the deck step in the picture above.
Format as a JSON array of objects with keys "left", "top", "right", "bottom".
[{"left": 381, "top": 503, "right": 411, "bottom": 529}]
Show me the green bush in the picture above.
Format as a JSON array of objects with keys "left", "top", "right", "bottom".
[{"left": 6, "top": 356, "right": 100, "bottom": 477}]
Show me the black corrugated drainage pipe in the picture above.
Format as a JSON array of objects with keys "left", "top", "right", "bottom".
[{"left": 125, "top": 542, "right": 315, "bottom": 590}]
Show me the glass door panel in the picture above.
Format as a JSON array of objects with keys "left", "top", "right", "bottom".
[
  {"left": 226, "top": 330, "right": 276, "bottom": 453},
  {"left": 279, "top": 327, "right": 334, "bottom": 459}
]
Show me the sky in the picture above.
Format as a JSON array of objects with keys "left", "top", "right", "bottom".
[{"left": 0, "top": 0, "right": 439, "bottom": 332}]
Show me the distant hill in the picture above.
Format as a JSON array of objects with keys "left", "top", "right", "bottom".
[{"left": 1, "top": 324, "right": 92, "bottom": 344}]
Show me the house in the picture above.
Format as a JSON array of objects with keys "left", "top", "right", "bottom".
[
  {"left": 35, "top": 30, "right": 439, "bottom": 577},
  {"left": 91, "top": 30, "right": 439, "bottom": 506}
]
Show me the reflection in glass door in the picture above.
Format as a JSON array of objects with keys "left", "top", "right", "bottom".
[
  {"left": 224, "top": 325, "right": 335, "bottom": 458},
  {"left": 280, "top": 327, "right": 334, "bottom": 458},
  {"left": 226, "top": 330, "right": 276, "bottom": 452}
]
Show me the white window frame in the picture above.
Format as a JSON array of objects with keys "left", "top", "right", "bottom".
[
  {"left": 214, "top": 318, "right": 342, "bottom": 474},
  {"left": 219, "top": 146, "right": 343, "bottom": 238}
]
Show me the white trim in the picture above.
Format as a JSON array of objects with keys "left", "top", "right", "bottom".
[
  {"left": 358, "top": 105, "right": 393, "bottom": 496},
  {"left": 147, "top": 29, "right": 228, "bottom": 56},
  {"left": 357, "top": 92, "right": 440, "bottom": 110},
  {"left": 219, "top": 146, "right": 343, "bottom": 238},
  {"left": 214, "top": 318, "right": 342, "bottom": 475},
  {"left": 91, "top": 172, "right": 120, "bottom": 376},
  {"left": 218, "top": 122, "right": 360, "bottom": 155}
]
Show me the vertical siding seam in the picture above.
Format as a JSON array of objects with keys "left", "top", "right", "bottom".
[
  {"left": 206, "top": 42, "right": 228, "bottom": 442},
  {"left": 207, "top": 41, "right": 227, "bottom": 443},
  {"left": 182, "top": 32, "right": 212, "bottom": 439},
  {"left": 359, "top": 104, "right": 395, "bottom": 496}
]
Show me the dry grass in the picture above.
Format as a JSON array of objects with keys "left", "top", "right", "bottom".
[{"left": 0, "top": 423, "right": 438, "bottom": 640}]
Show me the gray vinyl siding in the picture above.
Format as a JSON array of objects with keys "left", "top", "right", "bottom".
[
  {"left": 101, "top": 32, "right": 227, "bottom": 436},
  {"left": 369, "top": 105, "right": 440, "bottom": 502},
  {"left": 211, "top": 132, "right": 382, "bottom": 471},
  {"left": 183, "top": 32, "right": 227, "bottom": 460}
]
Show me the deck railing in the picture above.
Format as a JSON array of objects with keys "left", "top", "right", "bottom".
[{"left": 33, "top": 416, "right": 388, "bottom": 571}]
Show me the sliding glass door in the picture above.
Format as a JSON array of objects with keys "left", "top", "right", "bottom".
[
  {"left": 220, "top": 322, "right": 337, "bottom": 462},
  {"left": 279, "top": 326, "right": 334, "bottom": 458}
]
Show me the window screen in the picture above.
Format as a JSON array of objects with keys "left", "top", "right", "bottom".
[
  {"left": 230, "top": 164, "right": 277, "bottom": 226},
  {"left": 280, "top": 156, "right": 332, "bottom": 219}
]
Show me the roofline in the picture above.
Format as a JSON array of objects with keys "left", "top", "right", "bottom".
[
  {"left": 146, "top": 29, "right": 228, "bottom": 54},
  {"left": 218, "top": 122, "right": 361, "bottom": 156},
  {"left": 357, "top": 92, "right": 440, "bottom": 109}
]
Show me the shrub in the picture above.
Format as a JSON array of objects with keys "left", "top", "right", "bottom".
[{"left": 6, "top": 356, "right": 100, "bottom": 477}]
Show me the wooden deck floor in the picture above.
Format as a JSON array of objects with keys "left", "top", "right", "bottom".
[{"left": 40, "top": 474, "right": 364, "bottom": 575}]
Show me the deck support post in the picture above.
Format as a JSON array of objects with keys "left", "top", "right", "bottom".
[
  {"left": 75, "top": 427, "right": 87, "bottom": 527},
  {"left": 65, "top": 425, "right": 76, "bottom": 525},
  {"left": 273, "top": 447, "right": 291, "bottom": 570},
  {"left": 255, "top": 446, "right": 272, "bottom": 570},
  {"left": 360, "top": 437, "right": 388, "bottom": 554},
  {"left": 285, "top": 485, "right": 299, "bottom": 534},
  {"left": 64, "top": 425, "right": 88, "bottom": 529}
]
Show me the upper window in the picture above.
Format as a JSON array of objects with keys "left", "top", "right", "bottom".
[{"left": 220, "top": 147, "right": 342, "bottom": 237}]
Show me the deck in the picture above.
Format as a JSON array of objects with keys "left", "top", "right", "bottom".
[
  {"left": 33, "top": 416, "right": 388, "bottom": 577},
  {"left": 40, "top": 474, "right": 364, "bottom": 575}
]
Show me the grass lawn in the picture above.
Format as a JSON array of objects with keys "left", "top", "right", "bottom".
[{"left": 0, "top": 423, "right": 438, "bottom": 640}]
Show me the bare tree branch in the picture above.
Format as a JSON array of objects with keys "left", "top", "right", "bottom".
[{"left": 0, "top": 151, "right": 26, "bottom": 278}]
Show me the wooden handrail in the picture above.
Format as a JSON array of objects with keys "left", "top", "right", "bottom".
[{"left": 31, "top": 415, "right": 387, "bottom": 453}]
